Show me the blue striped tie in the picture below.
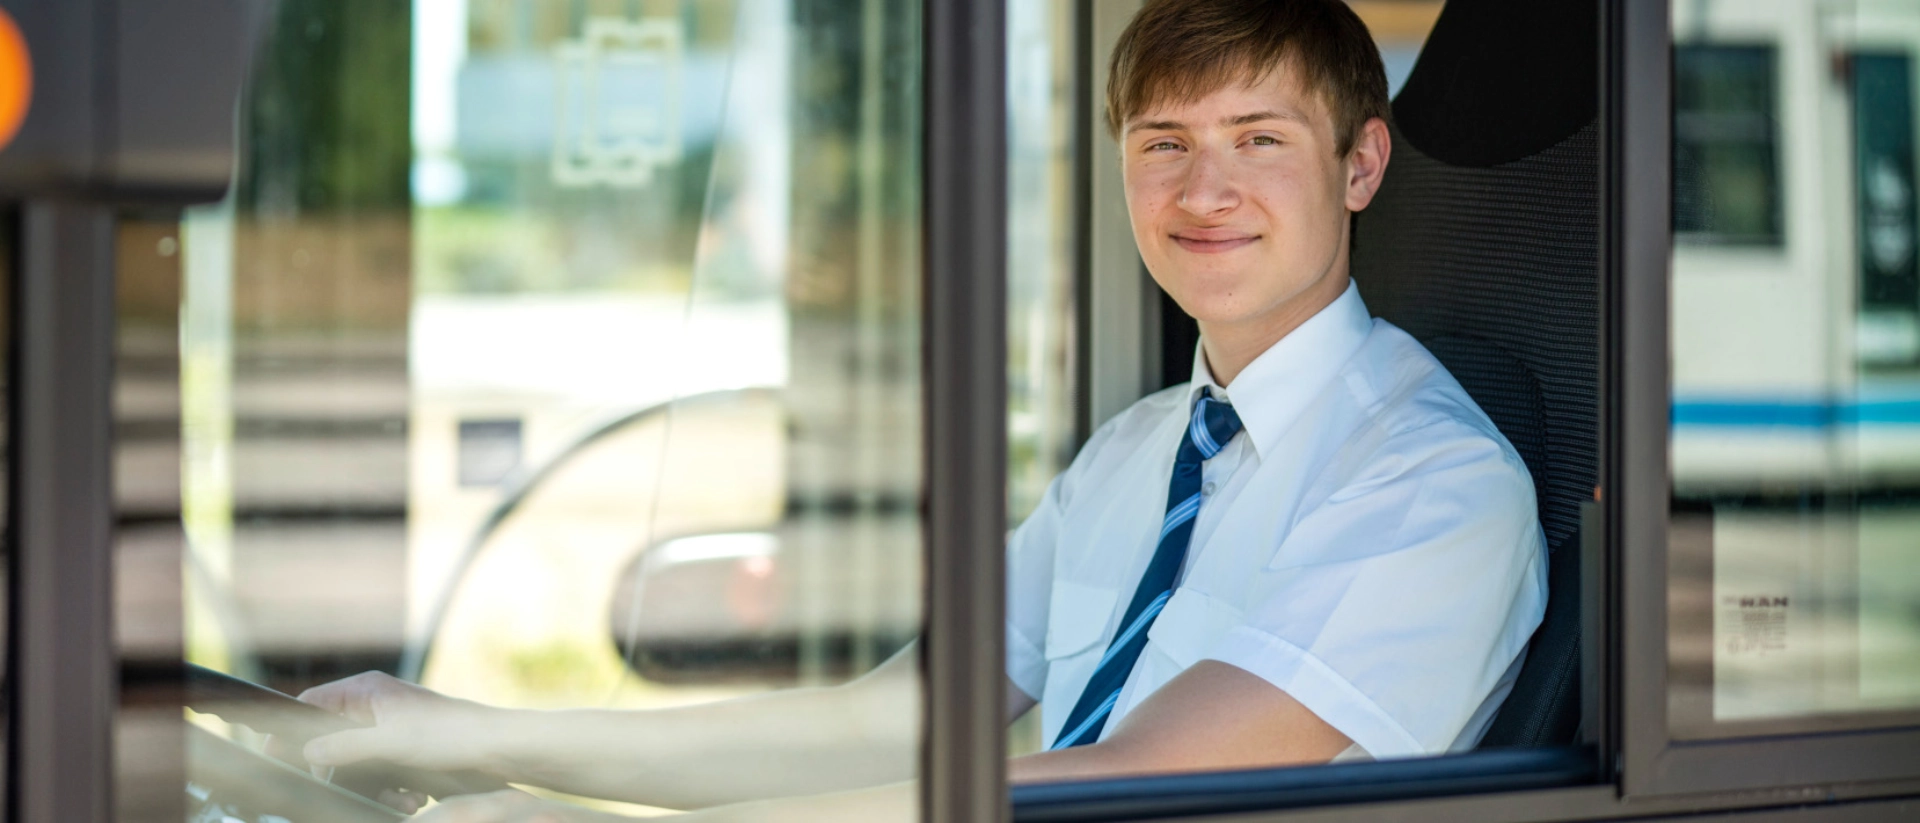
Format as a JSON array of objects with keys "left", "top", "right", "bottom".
[{"left": 1050, "top": 394, "right": 1244, "bottom": 749}]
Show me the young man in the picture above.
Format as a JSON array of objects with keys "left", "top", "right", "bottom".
[{"left": 291, "top": 1, "right": 1544, "bottom": 819}]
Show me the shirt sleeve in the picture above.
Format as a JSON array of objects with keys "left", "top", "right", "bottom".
[{"left": 1202, "top": 419, "right": 1548, "bottom": 759}]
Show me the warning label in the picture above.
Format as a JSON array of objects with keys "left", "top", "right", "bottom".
[{"left": 1721, "top": 594, "right": 1789, "bottom": 656}]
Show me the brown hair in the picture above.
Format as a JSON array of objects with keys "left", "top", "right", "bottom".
[{"left": 1106, "top": 0, "right": 1390, "bottom": 156}]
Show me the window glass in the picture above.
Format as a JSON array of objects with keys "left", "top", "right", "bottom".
[
  {"left": 175, "top": 0, "right": 924, "bottom": 817},
  {"left": 1670, "top": 0, "right": 1920, "bottom": 737},
  {"left": 118, "top": 216, "right": 190, "bottom": 814},
  {"left": 1005, "top": 0, "right": 1080, "bottom": 758},
  {"left": 1006, "top": 1, "right": 1079, "bottom": 537}
]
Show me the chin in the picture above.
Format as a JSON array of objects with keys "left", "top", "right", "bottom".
[{"left": 1165, "top": 291, "right": 1258, "bottom": 326}]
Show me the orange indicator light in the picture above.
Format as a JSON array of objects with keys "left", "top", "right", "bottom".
[{"left": 0, "top": 9, "right": 30, "bottom": 152}]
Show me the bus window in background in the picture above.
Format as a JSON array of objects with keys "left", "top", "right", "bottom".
[
  {"left": 177, "top": 0, "right": 926, "bottom": 815},
  {"left": 1669, "top": 0, "right": 1920, "bottom": 736}
]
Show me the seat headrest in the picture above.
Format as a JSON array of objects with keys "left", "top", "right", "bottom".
[{"left": 1392, "top": 0, "right": 1598, "bottom": 167}]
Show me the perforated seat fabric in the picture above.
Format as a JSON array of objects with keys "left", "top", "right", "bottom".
[
  {"left": 1354, "top": 122, "right": 1597, "bottom": 551},
  {"left": 1349, "top": 0, "right": 1599, "bottom": 747},
  {"left": 1423, "top": 335, "right": 1550, "bottom": 528},
  {"left": 1353, "top": 122, "right": 1597, "bottom": 750}
]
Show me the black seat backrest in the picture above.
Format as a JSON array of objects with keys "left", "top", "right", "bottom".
[
  {"left": 1424, "top": 335, "right": 1549, "bottom": 528},
  {"left": 1350, "top": 0, "right": 1599, "bottom": 749}
]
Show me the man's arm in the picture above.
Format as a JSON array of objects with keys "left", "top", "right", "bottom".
[
  {"left": 392, "top": 661, "right": 1338, "bottom": 822},
  {"left": 1010, "top": 660, "right": 1351, "bottom": 783},
  {"left": 300, "top": 647, "right": 920, "bottom": 809},
  {"left": 491, "top": 650, "right": 922, "bottom": 807},
  {"left": 1008, "top": 678, "right": 1039, "bottom": 725},
  {"left": 410, "top": 663, "right": 1339, "bottom": 822},
  {"left": 300, "top": 644, "right": 1041, "bottom": 811}
]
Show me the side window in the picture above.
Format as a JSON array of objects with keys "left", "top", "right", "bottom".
[
  {"left": 1005, "top": 0, "right": 1082, "bottom": 756},
  {"left": 1669, "top": 0, "right": 1920, "bottom": 739}
]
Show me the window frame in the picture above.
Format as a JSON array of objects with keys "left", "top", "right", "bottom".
[
  {"left": 10, "top": 202, "right": 120, "bottom": 823},
  {"left": 922, "top": 0, "right": 1011, "bottom": 821},
  {"left": 9, "top": 0, "right": 1920, "bottom": 818},
  {"left": 1619, "top": 16, "right": 1920, "bottom": 811}
]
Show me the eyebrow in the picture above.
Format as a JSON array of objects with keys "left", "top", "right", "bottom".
[
  {"left": 1127, "top": 109, "right": 1308, "bottom": 135},
  {"left": 1224, "top": 109, "right": 1306, "bottom": 127}
]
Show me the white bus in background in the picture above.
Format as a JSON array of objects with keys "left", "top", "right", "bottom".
[{"left": 1671, "top": 0, "right": 1920, "bottom": 492}]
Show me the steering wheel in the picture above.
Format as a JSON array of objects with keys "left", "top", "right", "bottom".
[
  {"left": 185, "top": 662, "right": 509, "bottom": 818},
  {"left": 188, "top": 725, "right": 406, "bottom": 822}
]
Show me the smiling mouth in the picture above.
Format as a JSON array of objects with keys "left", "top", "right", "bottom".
[{"left": 1171, "top": 233, "right": 1258, "bottom": 254}]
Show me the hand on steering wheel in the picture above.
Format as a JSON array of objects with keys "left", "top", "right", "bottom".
[
  {"left": 190, "top": 662, "right": 510, "bottom": 810},
  {"left": 290, "top": 671, "right": 510, "bottom": 779}
]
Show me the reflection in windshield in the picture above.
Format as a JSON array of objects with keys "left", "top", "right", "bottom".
[{"left": 180, "top": 0, "right": 944, "bottom": 816}]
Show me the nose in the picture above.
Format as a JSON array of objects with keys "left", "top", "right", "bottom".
[{"left": 1177, "top": 148, "right": 1239, "bottom": 217}]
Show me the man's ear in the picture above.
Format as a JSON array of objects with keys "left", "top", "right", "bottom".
[{"left": 1343, "top": 117, "right": 1392, "bottom": 212}]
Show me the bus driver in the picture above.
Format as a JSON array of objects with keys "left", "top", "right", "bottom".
[{"left": 289, "top": 1, "right": 1546, "bottom": 819}]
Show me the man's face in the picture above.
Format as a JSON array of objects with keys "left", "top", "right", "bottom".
[{"left": 1121, "top": 66, "right": 1368, "bottom": 334}]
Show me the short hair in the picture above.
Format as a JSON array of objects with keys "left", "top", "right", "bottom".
[{"left": 1106, "top": 0, "right": 1391, "bottom": 156}]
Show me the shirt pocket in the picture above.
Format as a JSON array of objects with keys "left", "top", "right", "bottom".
[
  {"left": 1044, "top": 580, "right": 1119, "bottom": 659},
  {"left": 1144, "top": 587, "right": 1244, "bottom": 671},
  {"left": 1111, "top": 586, "right": 1247, "bottom": 723}
]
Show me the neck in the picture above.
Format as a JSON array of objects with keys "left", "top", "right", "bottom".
[{"left": 1199, "top": 269, "right": 1351, "bottom": 388}]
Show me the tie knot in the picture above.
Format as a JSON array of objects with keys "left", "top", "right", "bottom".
[{"left": 1188, "top": 395, "right": 1243, "bottom": 459}]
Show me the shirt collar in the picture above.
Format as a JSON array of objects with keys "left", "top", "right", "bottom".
[{"left": 1188, "top": 279, "right": 1373, "bottom": 458}]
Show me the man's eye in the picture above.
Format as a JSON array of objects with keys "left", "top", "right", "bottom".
[
  {"left": 1249, "top": 135, "right": 1280, "bottom": 146},
  {"left": 1145, "top": 140, "right": 1181, "bottom": 152}
]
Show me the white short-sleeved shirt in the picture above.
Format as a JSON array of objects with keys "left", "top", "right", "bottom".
[{"left": 1005, "top": 280, "right": 1547, "bottom": 760}]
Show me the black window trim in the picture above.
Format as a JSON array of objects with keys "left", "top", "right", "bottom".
[{"left": 1011, "top": 746, "right": 1597, "bottom": 823}]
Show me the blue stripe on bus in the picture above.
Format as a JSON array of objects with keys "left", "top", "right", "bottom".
[{"left": 1672, "top": 399, "right": 1920, "bottom": 427}]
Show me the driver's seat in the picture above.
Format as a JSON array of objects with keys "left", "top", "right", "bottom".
[{"left": 1350, "top": 0, "right": 1600, "bottom": 749}]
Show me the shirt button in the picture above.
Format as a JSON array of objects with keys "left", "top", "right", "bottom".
[{"left": 1202, "top": 482, "right": 1217, "bottom": 496}]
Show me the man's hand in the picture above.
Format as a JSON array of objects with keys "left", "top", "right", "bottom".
[{"left": 291, "top": 671, "right": 509, "bottom": 777}]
